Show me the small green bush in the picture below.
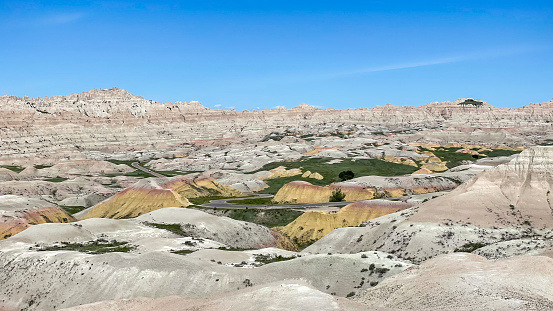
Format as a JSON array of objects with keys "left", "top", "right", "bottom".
[
  {"left": 329, "top": 188, "right": 346, "bottom": 202},
  {"left": 338, "top": 170, "right": 354, "bottom": 181}
]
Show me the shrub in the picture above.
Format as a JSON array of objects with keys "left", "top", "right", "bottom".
[
  {"left": 339, "top": 170, "right": 354, "bottom": 181},
  {"left": 329, "top": 188, "right": 346, "bottom": 202}
]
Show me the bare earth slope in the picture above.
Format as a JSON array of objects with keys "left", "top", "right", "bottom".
[
  {"left": 60, "top": 280, "right": 368, "bottom": 311},
  {"left": 410, "top": 146, "right": 553, "bottom": 228},
  {"left": 357, "top": 253, "right": 553, "bottom": 310},
  {"left": 305, "top": 147, "right": 553, "bottom": 262}
]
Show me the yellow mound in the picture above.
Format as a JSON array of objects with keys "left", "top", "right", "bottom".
[
  {"left": 81, "top": 176, "right": 243, "bottom": 219},
  {"left": 412, "top": 168, "right": 433, "bottom": 175},
  {"left": 1, "top": 206, "right": 75, "bottom": 240},
  {"left": 277, "top": 201, "right": 411, "bottom": 246},
  {"left": 383, "top": 155, "right": 418, "bottom": 167},
  {"left": 272, "top": 181, "right": 378, "bottom": 204},
  {"left": 261, "top": 166, "right": 302, "bottom": 180}
]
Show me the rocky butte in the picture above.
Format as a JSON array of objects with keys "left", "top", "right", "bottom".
[{"left": 1, "top": 88, "right": 553, "bottom": 310}]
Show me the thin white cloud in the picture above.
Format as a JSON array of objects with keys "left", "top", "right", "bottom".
[
  {"left": 42, "top": 12, "right": 83, "bottom": 25},
  {"left": 213, "top": 104, "right": 222, "bottom": 108},
  {"left": 333, "top": 45, "right": 541, "bottom": 78}
]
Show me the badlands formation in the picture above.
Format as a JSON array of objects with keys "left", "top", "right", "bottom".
[{"left": 1, "top": 88, "right": 553, "bottom": 310}]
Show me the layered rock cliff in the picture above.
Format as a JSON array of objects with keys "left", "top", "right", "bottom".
[{"left": 1, "top": 88, "right": 551, "bottom": 161}]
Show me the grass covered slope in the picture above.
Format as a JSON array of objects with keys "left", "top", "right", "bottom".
[{"left": 253, "top": 158, "right": 419, "bottom": 194}]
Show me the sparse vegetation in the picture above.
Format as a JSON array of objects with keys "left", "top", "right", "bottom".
[
  {"left": 454, "top": 242, "right": 487, "bottom": 253},
  {"left": 219, "top": 246, "right": 253, "bottom": 251},
  {"left": 171, "top": 249, "right": 196, "bottom": 255},
  {"left": 292, "top": 237, "right": 316, "bottom": 250},
  {"left": 144, "top": 222, "right": 188, "bottom": 236},
  {"left": 254, "top": 254, "right": 295, "bottom": 265},
  {"left": 60, "top": 206, "right": 86, "bottom": 214},
  {"left": 0, "top": 165, "right": 25, "bottom": 173},
  {"left": 44, "top": 176, "right": 68, "bottom": 183},
  {"left": 38, "top": 239, "right": 135, "bottom": 254}
]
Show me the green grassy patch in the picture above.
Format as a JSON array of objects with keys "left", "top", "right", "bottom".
[
  {"left": 218, "top": 246, "right": 254, "bottom": 251},
  {"left": 144, "top": 222, "right": 188, "bottom": 236},
  {"left": 480, "top": 149, "right": 522, "bottom": 158},
  {"left": 454, "top": 242, "right": 487, "bottom": 253},
  {"left": 251, "top": 157, "right": 418, "bottom": 194},
  {"left": 44, "top": 176, "right": 68, "bottom": 183},
  {"left": 34, "top": 164, "right": 53, "bottom": 169},
  {"left": 427, "top": 147, "right": 522, "bottom": 169},
  {"left": 0, "top": 165, "right": 25, "bottom": 173},
  {"left": 124, "top": 170, "right": 154, "bottom": 178},
  {"left": 254, "top": 254, "right": 295, "bottom": 265},
  {"left": 427, "top": 147, "right": 475, "bottom": 169},
  {"left": 38, "top": 239, "right": 135, "bottom": 254},
  {"left": 171, "top": 249, "right": 196, "bottom": 255},
  {"left": 61, "top": 206, "right": 86, "bottom": 214},
  {"left": 293, "top": 237, "right": 316, "bottom": 250}
]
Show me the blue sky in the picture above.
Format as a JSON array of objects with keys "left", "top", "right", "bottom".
[{"left": 1, "top": 1, "right": 552, "bottom": 109}]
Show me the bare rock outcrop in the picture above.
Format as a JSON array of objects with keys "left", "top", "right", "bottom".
[
  {"left": 59, "top": 280, "right": 368, "bottom": 311},
  {"left": 304, "top": 147, "right": 553, "bottom": 263}
]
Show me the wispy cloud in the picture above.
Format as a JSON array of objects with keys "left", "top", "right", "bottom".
[
  {"left": 330, "top": 45, "right": 540, "bottom": 78},
  {"left": 213, "top": 104, "right": 222, "bottom": 108},
  {"left": 41, "top": 12, "right": 83, "bottom": 25}
]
